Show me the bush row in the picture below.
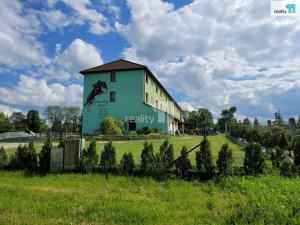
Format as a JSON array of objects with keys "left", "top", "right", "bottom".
[{"left": 1, "top": 136, "right": 299, "bottom": 180}]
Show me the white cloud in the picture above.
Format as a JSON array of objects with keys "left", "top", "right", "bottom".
[
  {"left": 56, "top": 38, "right": 103, "bottom": 74},
  {"left": 119, "top": 0, "right": 300, "bottom": 119},
  {"left": 0, "top": 75, "right": 83, "bottom": 108},
  {"left": 61, "top": 0, "right": 112, "bottom": 35},
  {"left": 0, "top": 0, "right": 49, "bottom": 67},
  {"left": 0, "top": 104, "right": 21, "bottom": 116},
  {"left": 33, "top": 38, "right": 103, "bottom": 81},
  {"left": 37, "top": 9, "right": 84, "bottom": 31}
]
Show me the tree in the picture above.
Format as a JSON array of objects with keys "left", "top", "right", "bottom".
[
  {"left": 80, "top": 139, "right": 98, "bottom": 171},
  {"left": 0, "top": 146, "right": 7, "bottom": 168},
  {"left": 216, "top": 144, "right": 233, "bottom": 176},
  {"left": 276, "top": 132, "right": 289, "bottom": 149},
  {"left": 39, "top": 131, "right": 52, "bottom": 171},
  {"left": 158, "top": 139, "right": 174, "bottom": 168},
  {"left": 243, "top": 118, "right": 251, "bottom": 128},
  {"left": 196, "top": 138, "right": 214, "bottom": 179},
  {"left": 45, "top": 106, "right": 67, "bottom": 143},
  {"left": 10, "top": 143, "right": 38, "bottom": 170},
  {"left": 175, "top": 146, "right": 192, "bottom": 178},
  {"left": 274, "top": 111, "right": 284, "bottom": 126},
  {"left": 253, "top": 117, "right": 260, "bottom": 128},
  {"left": 197, "top": 108, "right": 213, "bottom": 137},
  {"left": 100, "top": 141, "right": 116, "bottom": 171},
  {"left": 244, "top": 142, "right": 265, "bottom": 175},
  {"left": 217, "top": 106, "right": 237, "bottom": 133},
  {"left": 271, "top": 146, "right": 284, "bottom": 168},
  {"left": 292, "top": 136, "right": 300, "bottom": 166},
  {"left": 26, "top": 110, "right": 41, "bottom": 133},
  {"left": 119, "top": 152, "right": 135, "bottom": 175},
  {"left": 140, "top": 141, "right": 155, "bottom": 175},
  {"left": 10, "top": 112, "right": 26, "bottom": 131},
  {"left": 100, "top": 116, "right": 123, "bottom": 135},
  {"left": 65, "top": 107, "right": 81, "bottom": 134},
  {"left": 0, "top": 112, "right": 10, "bottom": 132},
  {"left": 280, "top": 151, "right": 295, "bottom": 177}
]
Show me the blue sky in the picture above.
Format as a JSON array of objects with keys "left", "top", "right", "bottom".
[{"left": 0, "top": 0, "right": 299, "bottom": 123}]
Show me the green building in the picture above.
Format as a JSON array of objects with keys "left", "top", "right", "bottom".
[{"left": 80, "top": 59, "right": 182, "bottom": 135}]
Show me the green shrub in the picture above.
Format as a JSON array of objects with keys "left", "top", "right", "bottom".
[
  {"left": 158, "top": 139, "right": 174, "bottom": 168},
  {"left": 80, "top": 139, "right": 98, "bottom": 172},
  {"left": 277, "top": 132, "right": 289, "bottom": 149},
  {"left": 100, "top": 117, "right": 123, "bottom": 135},
  {"left": 140, "top": 141, "right": 155, "bottom": 175},
  {"left": 216, "top": 143, "right": 233, "bottom": 176},
  {"left": 271, "top": 146, "right": 284, "bottom": 168},
  {"left": 119, "top": 152, "right": 135, "bottom": 175},
  {"left": 175, "top": 146, "right": 192, "bottom": 178},
  {"left": 280, "top": 152, "right": 295, "bottom": 177},
  {"left": 196, "top": 138, "right": 214, "bottom": 179},
  {"left": 142, "top": 127, "right": 151, "bottom": 135},
  {"left": 292, "top": 136, "right": 300, "bottom": 166},
  {"left": 10, "top": 142, "right": 38, "bottom": 170},
  {"left": 39, "top": 132, "right": 52, "bottom": 171},
  {"left": 0, "top": 146, "right": 7, "bottom": 168},
  {"left": 244, "top": 142, "right": 265, "bottom": 175},
  {"left": 100, "top": 141, "right": 116, "bottom": 171},
  {"left": 128, "top": 131, "right": 137, "bottom": 136}
]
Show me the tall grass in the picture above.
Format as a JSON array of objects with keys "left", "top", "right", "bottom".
[{"left": 0, "top": 171, "right": 299, "bottom": 225}]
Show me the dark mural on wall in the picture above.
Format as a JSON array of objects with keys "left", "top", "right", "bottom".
[{"left": 84, "top": 80, "right": 108, "bottom": 106}]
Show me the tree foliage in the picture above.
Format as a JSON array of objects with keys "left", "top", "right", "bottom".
[
  {"left": 100, "top": 116, "right": 123, "bottom": 135},
  {"left": 39, "top": 131, "right": 52, "bottom": 171},
  {"left": 292, "top": 136, "right": 300, "bottom": 166},
  {"left": 26, "top": 110, "right": 41, "bottom": 133},
  {"left": 0, "top": 112, "right": 10, "bottom": 133},
  {"left": 10, "top": 112, "right": 27, "bottom": 131},
  {"left": 197, "top": 108, "right": 213, "bottom": 136},
  {"left": 244, "top": 142, "right": 265, "bottom": 175},
  {"left": 0, "top": 146, "right": 8, "bottom": 168},
  {"left": 10, "top": 142, "right": 37, "bottom": 170},
  {"left": 271, "top": 146, "right": 284, "bottom": 169},
  {"left": 140, "top": 141, "right": 155, "bottom": 175},
  {"left": 80, "top": 139, "right": 98, "bottom": 171},
  {"left": 119, "top": 152, "right": 135, "bottom": 175},
  {"left": 216, "top": 143, "right": 233, "bottom": 176},
  {"left": 196, "top": 138, "right": 214, "bottom": 179},
  {"left": 100, "top": 141, "right": 116, "bottom": 171},
  {"left": 175, "top": 146, "right": 192, "bottom": 178}
]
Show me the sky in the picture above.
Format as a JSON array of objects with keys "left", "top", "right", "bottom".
[{"left": 0, "top": 0, "right": 299, "bottom": 122}]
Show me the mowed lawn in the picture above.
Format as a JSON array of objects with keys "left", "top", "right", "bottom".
[
  {"left": 3, "top": 135, "right": 244, "bottom": 166},
  {"left": 0, "top": 171, "right": 299, "bottom": 225}
]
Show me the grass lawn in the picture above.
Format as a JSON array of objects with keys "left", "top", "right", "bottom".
[
  {"left": 0, "top": 171, "right": 299, "bottom": 225},
  {"left": 4, "top": 134, "right": 245, "bottom": 166}
]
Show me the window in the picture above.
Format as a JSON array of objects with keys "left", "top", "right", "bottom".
[
  {"left": 146, "top": 74, "right": 148, "bottom": 83},
  {"left": 145, "top": 92, "right": 149, "bottom": 103},
  {"left": 156, "top": 85, "right": 158, "bottom": 93},
  {"left": 160, "top": 90, "right": 162, "bottom": 97},
  {"left": 151, "top": 96, "right": 154, "bottom": 103},
  {"left": 110, "top": 72, "right": 116, "bottom": 82},
  {"left": 110, "top": 91, "right": 116, "bottom": 102}
]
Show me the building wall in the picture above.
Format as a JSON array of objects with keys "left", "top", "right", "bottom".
[
  {"left": 82, "top": 70, "right": 168, "bottom": 134},
  {"left": 144, "top": 72, "right": 181, "bottom": 120}
]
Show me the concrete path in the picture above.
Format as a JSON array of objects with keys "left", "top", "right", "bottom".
[{"left": 0, "top": 142, "right": 27, "bottom": 149}]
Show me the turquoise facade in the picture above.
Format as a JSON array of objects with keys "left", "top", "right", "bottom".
[{"left": 82, "top": 70, "right": 169, "bottom": 135}]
